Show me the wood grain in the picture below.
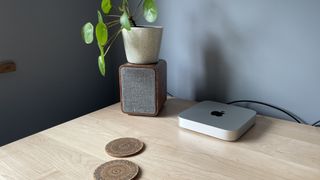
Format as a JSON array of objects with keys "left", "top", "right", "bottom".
[
  {"left": 0, "top": 98, "right": 319, "bottom": 180},
  {"left": 0, "top": 61, "right": 16, "bottom": 74}
]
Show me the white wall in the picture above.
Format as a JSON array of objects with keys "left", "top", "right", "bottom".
[{"left": 135, "top": 0, "right": 320, "bottom": 123}]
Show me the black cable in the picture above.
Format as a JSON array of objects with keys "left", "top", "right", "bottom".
[
  {"left": 227, "top": 100, "right": 303, "bottom": 124},
  {"left": 167, "top": 92, "right": 174, "bottom": 97},
  {"left": 312, "top": 120, "right": 320, "bottom": 126}
]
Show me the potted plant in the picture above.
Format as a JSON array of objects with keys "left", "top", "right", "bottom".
[{"left": 81, "top": 0, "right": 162, "bottom": 76}]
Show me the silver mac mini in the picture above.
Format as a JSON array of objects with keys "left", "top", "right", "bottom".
[{"left": 178, "top": 101, "right": 256, "bottom": 141}]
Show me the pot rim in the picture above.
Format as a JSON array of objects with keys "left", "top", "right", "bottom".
[{"left": 130, "top": 25, "right": 163, "bottom": 29}]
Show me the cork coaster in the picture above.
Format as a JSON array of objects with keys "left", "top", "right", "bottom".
[
  {"left": 106, "top": 138, "right": 144, "bottom": 157},
  {"left": 94, "top": 160, "right": 139, "bottom": 180}
]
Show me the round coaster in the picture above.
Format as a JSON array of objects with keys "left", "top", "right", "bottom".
[
  {"left": 94, "top": 160, "right": 139, "bottom": 180},
  {"left": 106, "top": 138, "right": 144, "bottom": 157}
]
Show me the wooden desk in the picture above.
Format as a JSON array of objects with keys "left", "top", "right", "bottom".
[{"left": 0, "top": 98, "right": 319, "bottom": 179}]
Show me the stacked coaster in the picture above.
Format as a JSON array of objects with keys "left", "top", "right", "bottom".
[{"left": 94, "top": 138, "right": 144, "bottom": 180}]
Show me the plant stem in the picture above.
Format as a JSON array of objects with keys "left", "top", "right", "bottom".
[
  {"left": 104, "top": 29, "right": 123, "bottom": 56},
  {"left": 105, "top": 15, "right": 121, "bottom": 18},
  {"left": 106, "top": 28, "right": 121, "bottom": 45},
  {"left": 108, "top": 22, "right": 120, "bottom": 28},
  {"left": 125, "top": 0, "right": 131, "bottom": 15},
  {"left": 107, "top": 20, "right": 120, "bottom": 28},
  {"left": 133, "top": 6, "right": 144, "bottom": 23},
  {"left": 107, "top": 20, "right": 119, "bottom": 26},
  {"left": 133, "top": 0, "right": 143, "bottom": 17}
]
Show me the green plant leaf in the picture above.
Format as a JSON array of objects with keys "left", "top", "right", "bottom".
[
  {"left": 97, "top": 10, "right": 103, "bottom": 23},
  {"left": 143, "top": 0, "right": 158, "bottom": 23},
  {"left": 95, "top": 22, "right": 108, "bottom": 46},
  {"left": 81, "top": 22, "right": 94, "bottom": 44},
  {"left": 98, "top": 55, "right": 106, "bottom": 76},
  {"left": 95, "top": 12, "right": 108, "bottom": 46},
  {"left": 120, "top": 11, "right": 131, "bottom": 31},
  {"left": 96, "top": 11, "right": 108, "bottom": 46},
  {"left": 101, "top": 0, "right": 112, "bottom": 14}
]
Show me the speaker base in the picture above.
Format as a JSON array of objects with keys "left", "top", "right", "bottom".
[{"left": 119, "top": 60, "right": 167, "bottom": 116}]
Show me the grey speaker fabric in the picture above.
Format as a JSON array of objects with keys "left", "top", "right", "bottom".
[{"left": 121, "top": 67, "right": 156, "bottom": 113}]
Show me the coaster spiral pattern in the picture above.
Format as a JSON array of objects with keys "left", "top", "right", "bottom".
[
  {"left": 94, "top": 160, "right": 139, "bottom": 180},
  {"left": 105, "top": 138, "right": 144, "bottom": 157}
]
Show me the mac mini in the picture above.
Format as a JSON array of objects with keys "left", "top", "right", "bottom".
[{"left": 178, "top": 101, "right": 256, "bottom": 141}]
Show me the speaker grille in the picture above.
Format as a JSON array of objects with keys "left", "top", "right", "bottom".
[{"left": 121, "top": 67, "right": 156, "bottom": 114}]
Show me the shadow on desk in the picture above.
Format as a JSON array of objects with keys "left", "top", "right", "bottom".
[
  {"left": 237, "top": 116, "right": 273, "bottom": 142},
  {"left": 158, "top": 98, "right": 197, "bottom": 118}
]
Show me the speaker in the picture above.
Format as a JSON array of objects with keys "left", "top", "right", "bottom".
[{"left": 119, "top": 60, "right": 167, "bottom": 116}]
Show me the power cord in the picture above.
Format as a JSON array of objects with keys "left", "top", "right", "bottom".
[
  {"left": 227, "top": 100, "right": 320, "bottom": 127},
  {"left": 227, "top": 100, "right": 304, "bottom": 124},
  {"left": 312, "top": 120, "right": 320, "bottom": 127},
  {"left": 167, "top": 92, "right": 174, "bottom": 97}
]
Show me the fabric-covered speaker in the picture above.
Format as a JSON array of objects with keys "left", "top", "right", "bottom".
[{"left": 119, "top": 60, "right": 167, "bottom": 116}]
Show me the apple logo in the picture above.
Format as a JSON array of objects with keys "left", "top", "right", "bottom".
[{"left": 211, "top": 111, "right": 225, "bottom": 117}]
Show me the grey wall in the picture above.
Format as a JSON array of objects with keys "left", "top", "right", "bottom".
[
  {"left": 134, "top": 0, "right": 320, "bottom": 124},
  {"left": 0, "top": 1, "right": 120, "bottom": 146}
]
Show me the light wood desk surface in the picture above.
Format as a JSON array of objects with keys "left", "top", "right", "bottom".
[{"left": 0, "top": 98, "right": 319, "bottom": 180}]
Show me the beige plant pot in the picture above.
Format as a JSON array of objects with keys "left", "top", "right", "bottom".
[{"left": 122, "top": 26, "right": 163, "bottom": 64}]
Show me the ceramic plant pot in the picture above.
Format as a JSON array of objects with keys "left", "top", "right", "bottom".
[{"left": 122, "top": 26, "right": 163, "bottom": 64}]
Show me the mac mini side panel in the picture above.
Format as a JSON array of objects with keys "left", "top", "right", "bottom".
[{"left": 178, "top": 101, "right": 256, "bottom": 141}]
